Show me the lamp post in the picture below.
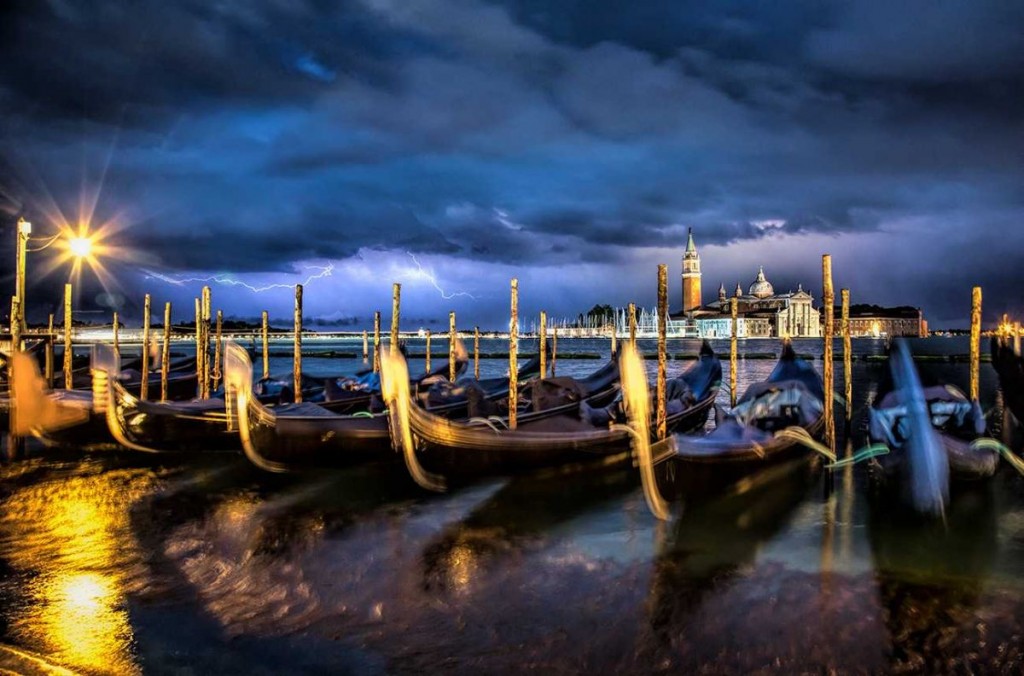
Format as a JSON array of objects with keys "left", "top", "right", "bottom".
[
  {"left": 7, "top": 217, "right": 99, "bottom": 458},
  {"left": 10, "top": 218, "right": 32, "bottom": 338}
]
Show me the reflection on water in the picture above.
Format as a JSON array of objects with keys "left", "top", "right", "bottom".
[
  {"left": 0, "top": 464, "right": 157, "bottom": 674},
  {"left": 0, "top": 341, "right": 1023, "bottom": 672}
]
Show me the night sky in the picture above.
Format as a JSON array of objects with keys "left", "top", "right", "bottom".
[{"left": 1, "top": 1, "right": 1022, "bottom": 328}]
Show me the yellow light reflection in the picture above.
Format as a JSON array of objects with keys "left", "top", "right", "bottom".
[
  {"left": 0, "top": 472, "right": 154, "bottom": 674},
  {"left": 444, "top": 543, "right": 478, "bottom": 592}
]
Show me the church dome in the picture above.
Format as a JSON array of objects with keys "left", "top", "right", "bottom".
[{"left": 748, "top": 266, "right": 774, "bottom": 298}]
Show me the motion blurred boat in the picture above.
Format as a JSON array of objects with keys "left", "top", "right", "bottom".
[
  {"left": 225, "top": 343, "right": 555, "bottom": 473},
  {"left": 383, "top": 341, "right": 719, "bottom": 491},
  {"left": 628, "top": 341, "right": 826, "bottom": 519},
  {"left": 92, "top": 344, "right": 236, "bottom": 453},
  {"left": 5, "top": 348, "right": 200, "bottom": 451},
  {"left": 6, "top": 350, "right": 111, "bottom": 450},
  {"left": 224, "top": 342, "right": 402, "bottom": 472},
  {"left": 867, "top": 339, "right": 1000, "bottom": 517}
]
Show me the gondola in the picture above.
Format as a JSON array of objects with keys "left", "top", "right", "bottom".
[
  {"left": 225, "top": 342, "right": 628, "bottom": 475},
  {"left": 383, "top": 341, "right": 720, "bottom": 491},
  {"left": 6, "top": 350, "right": 112, "bottom": 450},
  {"left": 91, "top": 344, "right": 237, "bottom": 453},
  {"left": 224, "top": 342, "right": 394, "bottom": 472},
  {"left": 106, "top": 341, "right": 477, "bottom": 456},
  {"left": 629, "top": 341, "right": 826, "bottom": 519},
  {"left": 7, "top": 348, "right": 201, "bottom": 451},
  {"left": 991, "top": 336, "right": 1024, "bottom": 429},
  {"left": 867, "top": 339, "right": 1001, "bottom": 517}
]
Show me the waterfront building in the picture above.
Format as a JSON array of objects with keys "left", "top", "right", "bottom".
[
  {"left": 836, "top": 305, "right": 928, "bottom": 338},
  {"left": 614, "top": 230, "right": 926, "bottom": 340}
]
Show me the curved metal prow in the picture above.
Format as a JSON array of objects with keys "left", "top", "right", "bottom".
[
  {"left": 223, "top": 341, "right": 289, "bottom": 473},
  {"left": 94, "top": 345, "right": 167, "bottom": 454},
  {"left": 619, "top": 342, "right": 670, "bottom": 520},
  {"left": 380, "top": 346, "right": 446, "bottom": 491},
  {"left": 91, "top": 343, "right": 119, "bottom": 415}
]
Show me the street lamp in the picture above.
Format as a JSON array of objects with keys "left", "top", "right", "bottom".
[{"left": 68, "top": 237, "right": 93, "bottom": 259}]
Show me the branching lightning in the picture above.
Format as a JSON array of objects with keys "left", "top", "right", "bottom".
[
  {"left": 144, "top": 263, "right": 335, "bottom": 292},
  {"left": 407, "top": 252, "right": 477, "bottom": 300}
]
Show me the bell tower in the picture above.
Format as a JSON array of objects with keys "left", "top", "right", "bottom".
[{"left": 682, "top": 228, "right": 702, "bottom": 312}]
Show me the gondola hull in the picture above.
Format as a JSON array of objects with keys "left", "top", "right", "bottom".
[
  {"left": 650, "top": 417, "right": 825, "bottom": 496},
  {"left": 107, "top": 386, "right": 237, "bottom": 453}
]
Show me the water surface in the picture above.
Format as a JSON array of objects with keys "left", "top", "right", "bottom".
[{"left": 2, "top": 337, "right": 1023, "bottom": 674}]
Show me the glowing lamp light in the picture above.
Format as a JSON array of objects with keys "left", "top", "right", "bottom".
[{"left": 69, "top": 236, "right": 93, "bottom": 259}]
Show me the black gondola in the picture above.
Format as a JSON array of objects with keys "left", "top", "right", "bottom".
[
  {"left": 223, "top": 342, "right": 559, "bottom": 472},
  {"left": 628, "top": 341, "right": 826, "bottom": 519},
  {"left": 107, "top": 338, "right": 496, "bottom": 458},
  {"left": 383, "top": 342, "right": 720, "bottom": 491},
  {"left": 6, "top": 349, "right": 200, "bottom": 450},
  {"left": 867, "top": 339, "right": 1000, "bottom": 517}
]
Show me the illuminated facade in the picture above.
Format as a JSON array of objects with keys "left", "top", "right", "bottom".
[
  {"left": 691, "top": 263, "right": 822, "bottom": 338},
  {"left": 843, "top": 306, "right": 927, "bottom": 337}
]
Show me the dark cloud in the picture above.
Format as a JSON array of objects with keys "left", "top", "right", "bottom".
[{"left": 1, "top": 0, "right": 1022, "bottom": 325}]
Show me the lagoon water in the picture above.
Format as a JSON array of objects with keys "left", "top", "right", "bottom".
[{"left": 2, "top": 336, "right": 1023, "bottom": 674}]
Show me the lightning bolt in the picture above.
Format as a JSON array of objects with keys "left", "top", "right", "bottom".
[
  {"left": 407, "top": 252, "right": 477, "bottom": 299},
  {"left": 144, "top": 263, "right": 335, "bottom": 292}
]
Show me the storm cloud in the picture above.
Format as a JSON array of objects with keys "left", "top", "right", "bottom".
[{"left": 1, "top": 0, "right": 1022, "bottom": 327}]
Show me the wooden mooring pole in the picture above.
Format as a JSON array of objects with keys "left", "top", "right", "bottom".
[
  {"left": 970, "top": 286, "right": 982, "bottom": 401},
  {"left": 449, "top": 311, "right": 457, "bottom": 381},
  {"left": 822, "top": 254, "right": 835, "bottom": 454},
  {"left": 141, "top": 294, "right": 151, "bottom": 400},
  {"left": 1015, "top": 321, "right": 1021, "bottom": 356},
  {"left": 362, "top": 330, "right": 369, "bottom": 364},
  {"left": 112, "top": 311, "right": 120, "bottom": 357},
  {"left": 294, "top": 284, "right": 303, "bottom": 403},
  {"left": 373, "top": 311, "right": 381, "bottom": 373},
  {"left": 474, "top": 326, "right": 480, "bottom": 379},
  {"left": 63, "top": 284, "right": 72, "bottom": 389},
  {"left": 161, "top": 302, "right": 171, "bottom": 402},
  {"left": 657, "top": 264, "right": 668, "bottom": 441},
  {"left": 425, "top": 330, "right": 432, "bottom": 373},
  {"left": 194, "top": 298, "right": 202, "bottom": 398},
  {"left": 261, "top": 310, "right": 270, "bottom": 379},
  {"left": 841, "top": 289, "right": 851, "bottom": 423},
  {"left": 201, "top": 286, "right": 211, "bottom": 399},
  {"left": 45, "top": 313, "right": 54, "bottom": 387},
  {"left": 390, "top": 283, "right": 401, "bottom": 351},
  {"left": 551, "top": 327, "right": 557, "bottom": 376},
  {"left": 509, "top": 278, "right": 519, "bottom": 430},
  {"left": 628, "top": 302, "right": 636, "bottom": 347},
  {"left": 730, "top": 297, "right": 738, "bottom": 408},
  {"left": 213, "top": 310, "right": 223, "bottom": 392},
  {"left": 539, "top": 311, "right": 547, "bottom": 378}
]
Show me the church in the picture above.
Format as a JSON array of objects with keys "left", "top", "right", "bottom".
[{"left": 674, "top": 229, "right": 822, "bottom": 338}]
